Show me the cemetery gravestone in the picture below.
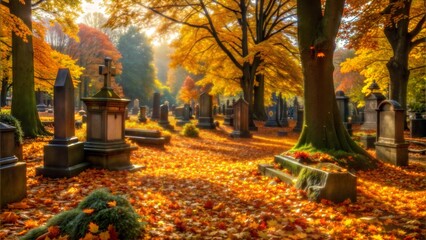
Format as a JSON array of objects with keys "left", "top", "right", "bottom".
[
  {"left": 139, "top": 106, "right": 148, "bottom": 123},
  {"left": 222, "top": 104, "right": 226, "bottom": 115},
  {"left": 213, "top": 105, "right": 217, "bottom": 116},
  {"left": 293, "top": 109, "right": 304, "bottom": 132},
  {"left": 279, "top": 96, "right": 289, "bottom": 127},
  {"left": 265, "top": 93, "right": 280, "bottom": 127},
  {"left": 132, "top": 99, "right": 140, "bottom": 115},
  {"left": 375, "top": 100, "right": 409, "bottom": 166},
  {"left": 158, "top": 104, "right": 174, "bottom": 130},
  {"left": 82, "top": 57, "right": 141, "bottom": 171},
  {"left": 151, "top": 92, "right": 161, "bottom": 121},
  {"left": 410, "top": 114, "right": 426, "bottom": 138},
  {"left": 336, "top": 91, "right": 352, "bottom": 135},
  {"left": 293, "top": 97, "right": 299, "bottom": 120},
  {"left": 230, "top": 98, "right": 251, "bottom": 138},
  {"left": 177, "top": 104, "right": 191, "bottom": 126},
  {"left": 0, "top": 123, "right": 26, "bottom": 208},
  {"left": 362, "top": 81, "right": 386, "bottom": 130},
  {"left": 36, "top": 69, "right": 88, "bottom": 178},
  {"left": 194, "top": 104, "right": 200, "bottom": 119},
  {"left": 174, "top": 106, "right": 184, "bottom": 120},
  {"left": 196, "top": 92, "right": 216, "bottom": 129},
  {"left": 223, "top": 105, "right": 234, "bottom": 126}
]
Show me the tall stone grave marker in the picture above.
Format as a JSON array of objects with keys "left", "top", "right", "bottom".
[
  {"left": 196, "top": 92, "right": 216, "bottom": 129},
  {"left": 174, "top": 106, "right": 184, "bottom": 119},
  {"left": 293, "top": 97, "right": 299, "bottom": 120},
  {"left": 177, "top": 104, "right": 191, "bottom": 126},
  {"left": 0, "top": 123, "right": 26, "bottom": 208},
  {"left": 375, "top": 100, "right": 409, "bottom": 166},
  {"left": 36, "top": 69, "right": 88, "bottom": 178},
  {"left": 265, "top": 93, "right": 280, "bottom": 127},
  {"left": 293, "top": 109, "right": 304, "bottom": 132},
  {"left": 231, "top": 98, "right": 251, "bottom": 138},
  {"left": 194, "top": 104, "right": 200, "bottom": 119},
  {"left": 362, "top": 80, "right": 386, "bottom": 130},
  {"left": 279, "top": 95, "right": 289, "bottom": 127},
  {"left": 82, "top": 57, "right": 141, "bottom": 171},
  {"left": 132, "top": 99, "right": 140, "bottom": 115},
  {"left": 139, "top": 106, "right": 148, "bottom": 123},
  {"left": 151, "top": 92, "right": 161, "bottom": 121},
  {"left": 158, "top": 104, "right": 174, "bottom": 130},
  {"left": 336, "top": 90, "right": 352, "bottom": 135}
]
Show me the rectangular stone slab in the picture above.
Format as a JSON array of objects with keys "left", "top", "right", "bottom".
[{"left": 124, "top": 129, "right": 162, "bottom": 138}]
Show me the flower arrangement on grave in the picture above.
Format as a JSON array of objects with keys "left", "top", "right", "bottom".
[{"left": 22, "top": 189, "right": 146, "bottom": 240}]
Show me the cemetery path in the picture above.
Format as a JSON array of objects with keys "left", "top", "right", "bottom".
[{"left": 1, "top": 121, "right": 425, "bottom": 239}]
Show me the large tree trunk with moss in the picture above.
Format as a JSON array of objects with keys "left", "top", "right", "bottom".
[
  {"left": 1, "top": 77, "right": 9, "bottom": 107},
  {"left": 10, "top": 0, "right": 48, "bottom": 137},
  {"left": 294, "top": 0, "right": 371, "bottom": 163},
  {"left": 253, "top": 74, "right": 267, "bottom": 121}
]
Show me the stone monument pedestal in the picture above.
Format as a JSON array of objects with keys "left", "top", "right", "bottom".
[
  {"left": 0, "top": 123, "right": 26, "bottom": 208},
  {"left": 375, "top": 142, "right": 409, "bottom": 166},
  {"left": 82, "top": 57, "right": 142, "bottom": 171},
  {"left": 37, "top": 138, "right": 87, "bottom": 178}
]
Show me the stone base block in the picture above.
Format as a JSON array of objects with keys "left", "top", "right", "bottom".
[
  {"left": 84, "top": 142, "right": 143, "bottom": 171},
  {"left": 36, "top": 162, "right": 90, "bottom": 178},
  {"left": 375, "top": 142, "right": 409, "bottom": 166},
  {"left": 196, "top": 117, "right": 216, "bottom": 129},
  {"left": 361, "top": 121, "right": 376, "bottom": 131},
  {"left": 264, "top": 120, "right": 280, "bottom": 127},
  {"left": 230, "top": 130, "right": 252, "bottom": 138},
  {"left": 159, "top": 122, "right": 175, "bottom": 130},
  {"left": 360, "top": 135, "right": 376, "bottom": 149},
  {"left": 223, "top": 117, "right": 233, "bottom": 126},
  {"left": 1, "top": 161, "right": 26, "bottom": 208},
  {"left": 410, "top": 118, "right": 426, "bottom": 138}
]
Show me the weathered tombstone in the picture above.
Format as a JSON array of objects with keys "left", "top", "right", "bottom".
[
  {"left": 336, "top": 91, "right": 352, "bottom": 135},
  {"left": 0, "top": 123, "right": 26, "bottom": 208},
  {"left": 196, "top": 92, "right": 216, "bottom": 129},
  {"left": 222, "top": 104, "right": 226, "bottom": 115},
  {"left": 213, "top": 105, "right": 217, "bottom": 116},
  {"left": 362, "top": 80, "right": 386, "bottom": 130},
  {"left": 293, "top": 97, "right": 299, "bottom": 120},
  {"left": 132, "top": 99, "right": 140, "bottom": 115},
  {"left": 82, "top": 57, "right": 141, "bottom": 171},
  {"left": 375, "top": 100, "right": 409, "bottom": 166},
  {"left": 410, "top": 113, "right": 426, "bottom": 138},
  {"left": 158, "top": 104, "right": 174, "bottom": 130},
  {"left": 335, "top": 91, "right": 349, "bottom": 122},
  {"left": 174, "top": 106, "right": 184, "bottom": 120},
  {"left": 265, "top": 93, "right": 280, "bottom": 127},
  {"left": 36, "top": 69, "right": 88, "bottom": 178},
  {"left": 151, "top": 92, "right": 161, "bottom": 121},
  {"left": 36, "top": 103, "right": 47, "bottom": 112},
  {"left": 279, "top": 96, "right": 289, "bottom": 127},
  {"left": 194, "top": 104, "right": 200, "bottom": 119},
  {"left": 226, "top": 99, "right": 230, "bottom": 107},
  {"left": 177, "top": 104, "right": 191, "bottom": 126},
  {"left": 139, "top": 106, "right": 148, "bottom": 123},
  {"left": 230, "top": 98, "right": 251, "bottom": 138},
  {"left": 293, "top": 109, "right": 304, "bottom": 132},
  {"left": 223, "top": 105, "right": 234, "bottom": 126}
]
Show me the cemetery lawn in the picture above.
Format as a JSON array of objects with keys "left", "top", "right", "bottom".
[{"left": 1, "top": 120, "right": 426, "bottom": 239}]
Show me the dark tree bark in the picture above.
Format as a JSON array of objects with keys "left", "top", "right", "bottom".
[
  {"left": 294, "top": 0, "right": 372, "bottom": 165},
  {"left": 382, "top": 0, "right": 425, "bottom": 126},
  {"left": 253, "top": 74, "right": 267, "bottom": 120},
  {"left": 10, "top": 0, "right": 48, "bottom": 137}
]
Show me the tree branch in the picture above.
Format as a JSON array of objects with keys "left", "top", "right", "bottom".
[
  {"left": 1, "top": 1, "right": 9, "bottom": 7},
  {"left": 31, "top": 0, "right": 46, "bottom": 8},
  {"left": 409, "top": 14, "right": 425, "bottom": 40},
  {"left": 409, "top": 37, "right": 426, "bottom": 51}
]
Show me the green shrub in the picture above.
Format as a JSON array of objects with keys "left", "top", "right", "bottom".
[
  {"left": 0, "top": 112, "right": 23, "bottom": 144},
  {"left": 181, "top": 123, "right": 199, "bottom": 137},
  {"left": 22, "top": 189, "right": 146, "bottom": 240}
]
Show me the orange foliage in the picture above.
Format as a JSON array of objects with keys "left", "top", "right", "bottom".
[{"left": 0, "top": 119, "right": 425, "bottom": 239}]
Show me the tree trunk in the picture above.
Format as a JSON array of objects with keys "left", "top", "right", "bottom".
[
  {"left": 293, "top": 0, "right": 373, "bottom": 169},
  {"left": 10, "top": 0, "right": 48, "bottom": 137},
  {"left": 383, "top": 0, "right": 412, "bottom": 128},
  {"left": 1, "top": 77, "right": 8, "bottom": 107},
  {"left": 253, "top": 74, "right": 267, "bottom": 121}
]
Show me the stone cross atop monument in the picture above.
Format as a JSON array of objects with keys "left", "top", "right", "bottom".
[
  {"left": 99, "top": 57, "right": 116, "bottom": 89},
  {"left": 94, "top": 57, "right": 120, "bottom": 98}
]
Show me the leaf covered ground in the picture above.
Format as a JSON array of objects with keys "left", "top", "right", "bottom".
[{"left": 1, "top": 119, "right": 425, "bottom": 239}]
